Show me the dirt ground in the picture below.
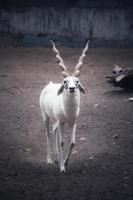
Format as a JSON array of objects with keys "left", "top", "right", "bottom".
[{"left": 0, "top": 46, "right": 133, "bottom": 200}]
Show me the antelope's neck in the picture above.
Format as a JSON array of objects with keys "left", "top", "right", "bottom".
[{"left": 62, "top": 91, "right": 80, "bottom": 122}]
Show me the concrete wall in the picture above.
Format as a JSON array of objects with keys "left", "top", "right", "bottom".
[{"left": 0, "top": 8, "right": 133, "bottom": 44}]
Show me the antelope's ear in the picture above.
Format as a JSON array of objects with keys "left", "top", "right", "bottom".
[
  {"left": 79, "top": 82, "right": 86, "bottom": 94},
  {"left": 57, "top": 84, "right": 64, "bottom": 95}
]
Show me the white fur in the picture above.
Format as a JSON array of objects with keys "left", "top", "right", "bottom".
[
  {"left": 40, "top": 78, "right": 81, "bottom": 172},
  {"left": 40, "top": 40, "right": 88, "bottom": 172}
]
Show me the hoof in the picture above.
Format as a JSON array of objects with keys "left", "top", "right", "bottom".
[
  {"left": 64, "top": 158, "right": 68, "bottom": 167},
  {"left": 47, "top": 158, "right": 53, "bottom": 164},
  {"left": 54, "top": 159, "right": 59, "bottom": 165},
  {"left": 60, "top": 166, "right": 65, "bottom": 172},
  {"left": 54, "top": 154, "right": 59, "bottom": 165}
]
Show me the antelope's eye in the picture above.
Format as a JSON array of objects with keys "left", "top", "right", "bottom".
[
  {"left": 76, "top": 80, "right": 79, "bottom": 84},
  {"left": 64, "top": 80, "right": 67, "bottom": 84}
]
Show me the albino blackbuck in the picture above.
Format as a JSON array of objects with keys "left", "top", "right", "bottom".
[{"left": 40, "top": 40, "right": 89, "bottom": 172}]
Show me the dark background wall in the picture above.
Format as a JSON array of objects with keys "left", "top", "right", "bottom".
[{"left": 0, "top": 0, "right": 133, "bottom": 47}]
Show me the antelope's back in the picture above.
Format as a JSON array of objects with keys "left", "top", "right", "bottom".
[{"left": 39, "top": 82, "right": 62, "bottom": 118}]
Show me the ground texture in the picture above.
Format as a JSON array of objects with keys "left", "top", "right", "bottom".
[{"left": 0, "top": 46, "right": 133, "bottom": 200}]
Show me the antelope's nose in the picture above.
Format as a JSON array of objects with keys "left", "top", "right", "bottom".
[{"left": 69, "top": 86, "right": 76, "bottom": 93}]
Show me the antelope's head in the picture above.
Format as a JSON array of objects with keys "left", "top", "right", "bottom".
[{"left": 50, "top": 40, "right": 90, "bottom": 95}]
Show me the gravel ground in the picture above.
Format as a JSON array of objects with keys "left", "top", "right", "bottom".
[{"left": 0, "top": 46, "right": 133, "bottom": 200}]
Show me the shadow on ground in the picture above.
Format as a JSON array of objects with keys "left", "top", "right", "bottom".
[
  {"left": 104, "top": 89, "right": 133, "bottom": 97},
  {"left": 0, "top": 150, "right": 132, "bottom": 200}
]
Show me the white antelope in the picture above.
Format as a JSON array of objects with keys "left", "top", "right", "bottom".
[{"left": 40, "top": 40, "right": 89, "bottom": 172}]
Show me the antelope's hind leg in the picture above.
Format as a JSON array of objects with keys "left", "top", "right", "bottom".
[
  {"left": 64, "top": 123, "right": 76, "bottom": 167},
  {"left": 53, "top": 121, "right": 59, "bottom": 164},
  {"left": 42, "top": 110, "right": 53, "bottom": 164}
]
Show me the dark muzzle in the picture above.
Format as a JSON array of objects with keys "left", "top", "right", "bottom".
[{"left": 69, "top": 87, "right": 76, "bottom": 93}]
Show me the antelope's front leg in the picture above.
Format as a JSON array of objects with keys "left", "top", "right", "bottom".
[
  {"left": 64, "top": 123, "right": 76, "bottom": 167},
  {"left": 58, "top": 121, "right": 65, "bottom": 172}
]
